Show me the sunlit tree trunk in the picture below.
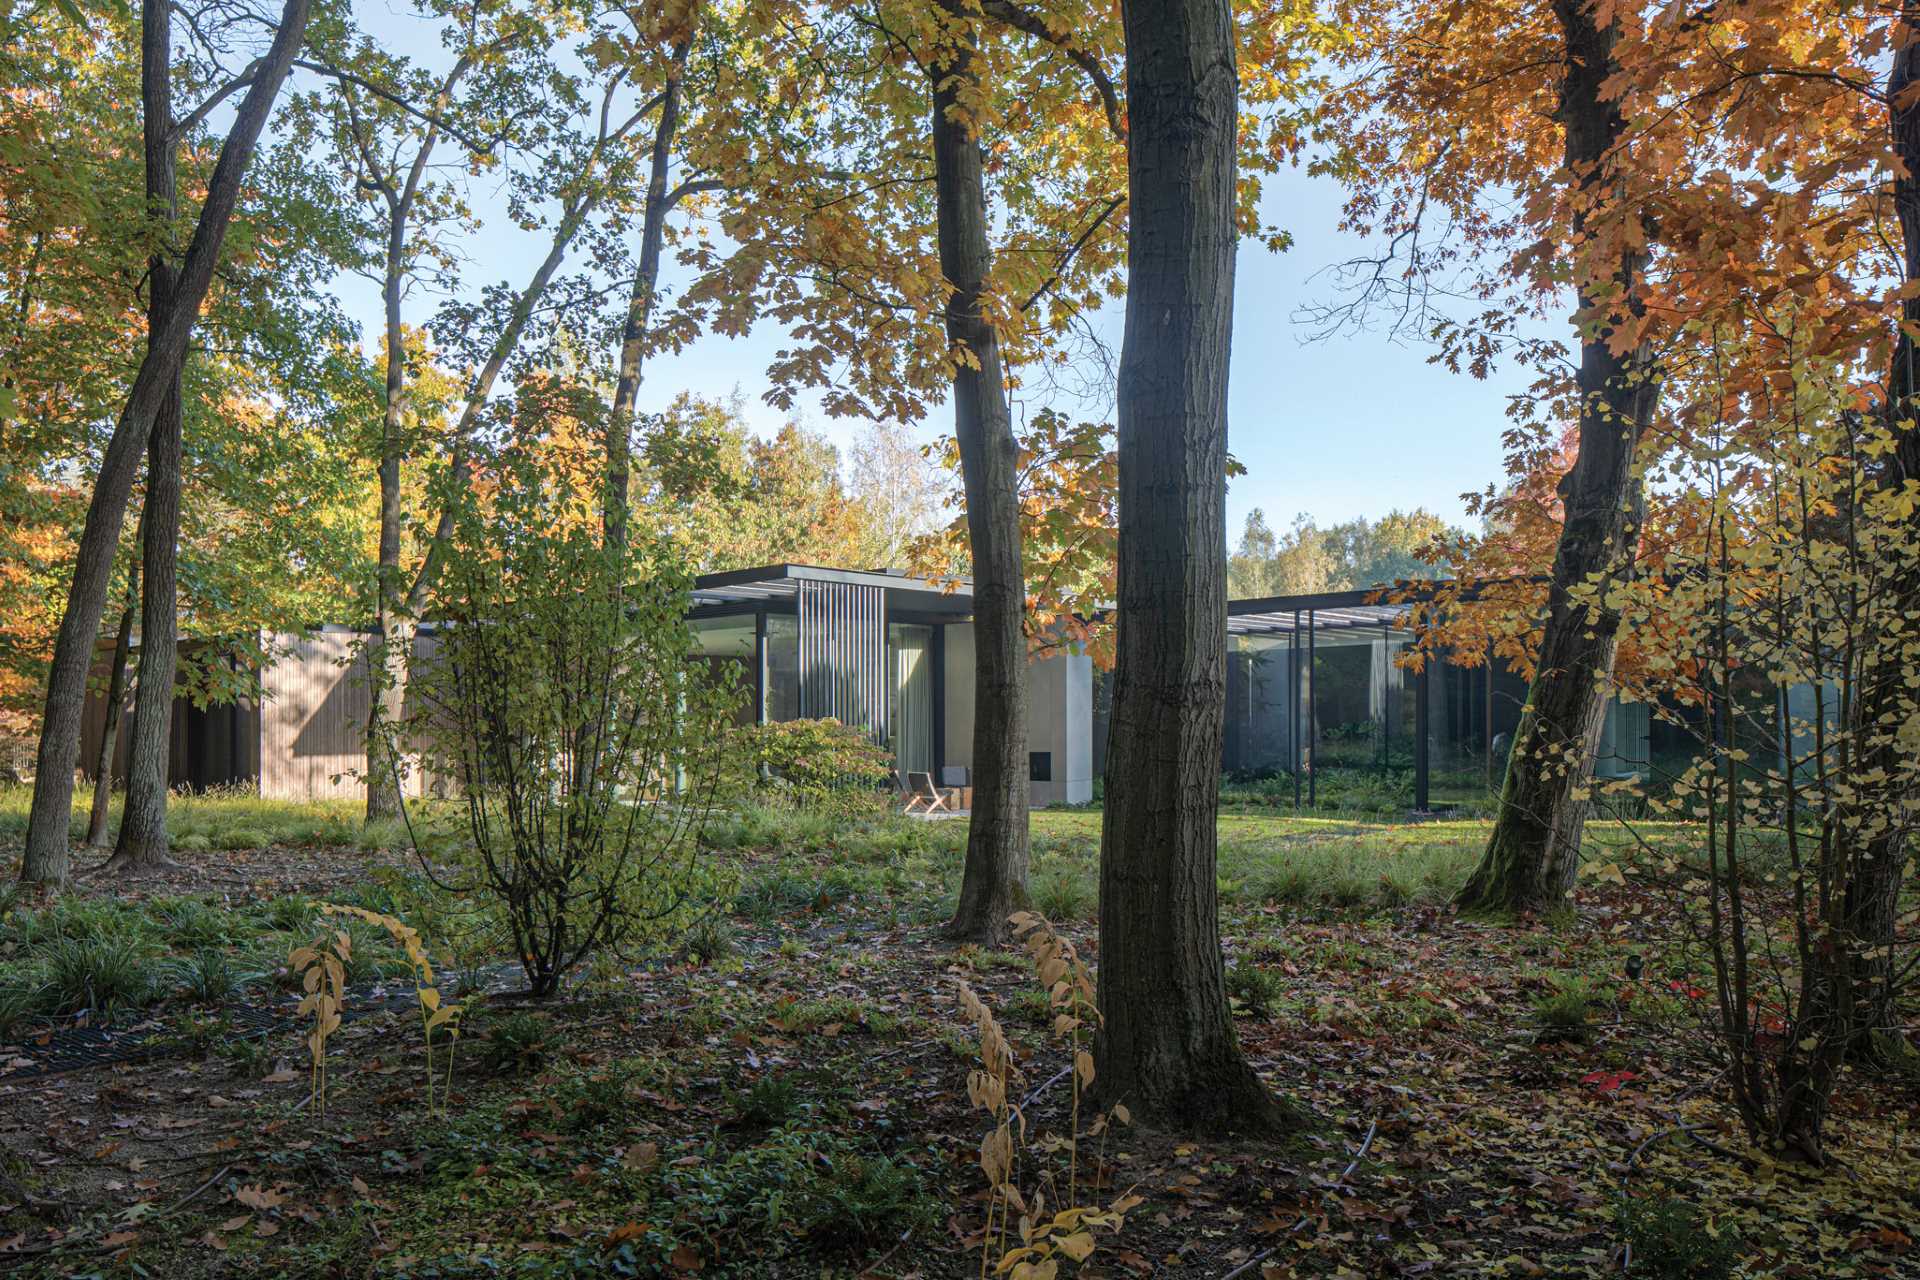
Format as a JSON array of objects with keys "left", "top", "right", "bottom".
[
  {"left": 365, "top": 239, "right": 408, "bottom": 824},
  {"left": 605, "top": 40, "right": 689, "bottom": 555},
  {"left": 19, "top": 0, "right": 312, "bottom": 885},
  {"left": 1093, "top": 0, "right": 1294, "bottom": 1135},
  {"left": 1456, "top": 0, "right": 1658, "bottom": 916},
  {"left": 357, "top": 55, "right": 471, "bottom": 823},
  {"left": 927, "top": 16, "right": 1031, "bottom": 947}
]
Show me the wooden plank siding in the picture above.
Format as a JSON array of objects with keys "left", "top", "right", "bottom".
[
  {"left": 78, "top": 640, "right": 260, "bottom": 791},
  {"left": 258, "top": 629, "right": 434, "bottom": 802}
]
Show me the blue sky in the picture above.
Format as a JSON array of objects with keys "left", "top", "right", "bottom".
[
  {"left": 320, "top": 11, "right": 1529, "bottom": 541},
  {"left": 622, "top": 164, "right": 1527, "bottom": 539}
]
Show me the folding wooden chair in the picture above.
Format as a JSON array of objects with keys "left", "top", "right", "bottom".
[{"left": 903, "top": 771, "right": 952, "bottom": 814}]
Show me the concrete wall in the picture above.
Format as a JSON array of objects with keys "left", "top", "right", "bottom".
[
  {"left": 942, "top": 623, "right": 975, "bottom": 769},
  {"left": 938, "top": 622, "right": 1093, "bottom": 807},
  {"left": 1029, "top": 650, "right": 1093, "bottom": 806}
]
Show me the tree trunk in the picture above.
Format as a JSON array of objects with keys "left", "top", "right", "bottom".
[
  {"left": 926, "top": 20, "right": 1031, "bottom": 947},
  {"left": 105, "top": 0, "right": 185, "bottom": 876},
  {"left": 366, "top": 235, "right": 411, "bottom": 822},
  {"left": 361, "top": 56, "right": 467, "bottom": 823},
  {"left": 19, "top": 0, "right": 312, "bottom": 886},
  {"left": 1093, "top": 0, "right": 1294, "bottom": 1135},
  {"left": 1456, "top": 0, "right": 1658, "bottom": 917},
  {"left": 1838, "top": 15, "right": 1920, "bottom": 1047},
  {"left": 84, "top": 562, "right": 139, "bottom": 848},
  {"left": 109, "top": 383, "right": 183, "bottom": 873},
  {"left": 605, "top": 40, "right": 689, "bottom": 555}
]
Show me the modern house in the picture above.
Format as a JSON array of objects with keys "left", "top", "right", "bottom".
[
  {"left": 1153, "top": 585, "right": 1655, "bottom": 811},
  {"left": 78, "top": 565, "right": 1688, "bottom": 814},
  {"left": 685, "top": 564, "right": 1095, "bottom": 807},
  {"left": 78, "top": 563, "right": 1099, "bottom": 808}
]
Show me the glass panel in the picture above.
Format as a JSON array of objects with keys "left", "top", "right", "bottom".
[
  {"left": 1594, "top": 698, "right": 1651, "bottom": 780},
  {"left": 691, "top": 616, "right": 755, "bottom": 658},
  {"left": 889, "top": 624, "right": 933, "bottom": 775},
  {"left": 765, "top": 613, "right": 799, "bottom": 722},
  {"left": 690, "top": 617, "right": 756, "bottom": 726},
  {"left": 1225, "top": 634, "right": 1294, "bottom": 778}
]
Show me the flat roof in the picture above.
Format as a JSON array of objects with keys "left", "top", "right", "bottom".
[
  {"left": 688, "top": 563, "right": 974, "bottom": 618},
  {"left": 1226, "top": 583, "right": 1434, "bottom": 637},
  {"left": 687, "top": 567, "right": 1528, "bottom": 636}
]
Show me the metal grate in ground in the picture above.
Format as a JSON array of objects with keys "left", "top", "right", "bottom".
[{"left": 0, "top": 964, "right": 530, "bottom": 1083}]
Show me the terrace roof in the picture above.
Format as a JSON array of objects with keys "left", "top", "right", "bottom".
[
  {"left": 688, "top": 563, "right": 975, "bottom": 619},
  {"left": 1225, "top": 585, "right": 1426, "bottom": 637}
]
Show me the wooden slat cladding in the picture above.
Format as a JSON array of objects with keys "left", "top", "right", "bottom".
[
  {"left": 260, "top": 629, "right": 433, "bottom": 801},
  {"left": 796, "top": 580, "right": 887, "bottom": 742}
]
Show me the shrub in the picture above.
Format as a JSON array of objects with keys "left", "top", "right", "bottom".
[
  {"left": 168, "top": 949, "right": 252, "bottom": 1005},
  {"left": 1032, "top": 866, "right": 1096, "bottom": 921},
  {"left": 1225, "top": 959, "right": 1283, "bottom": 1019},
  {"left": 35, "top": 935, "right": 154, "bottom": 1016},
  {"left": 552, "top": 1072, "right": 633, "bottom": 1132},
  {"left": 1533, "top": 976, "right": 1599, "bottom": 1043},
  {"left": 736, "top": 718, "right": 893, "bottom": 817},
  {"left": 479, "top": 1011, "right": 554, "bottom": 1076},
  {"left": 683, "top": 915, "right": 737, "bottom": 966},
  {"left": 1617, "top": 1191, "right": 1738, "bottom": 1279},
  {"left": 155, "top": 897, "right": 242, "bottom": 950},
  {"left": 220, "top": 1035, "right": 275, "bottom": 1079},
  {"left": 413, "top": 454, "right": 736, "bottom": 998},
  {"left": 662, "top": 1125, "right": 936, "bottom": 1258},
  {"left": 731, "top": 1073, "right": 800, "bottom": 1128},
  {"left": 0, "top": 983, "right": 37, "bottom": 1041},
  {"left": 264, "top": 896, "right": 319, "bottom": 934}
]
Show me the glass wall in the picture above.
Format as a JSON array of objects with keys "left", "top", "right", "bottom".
[
  {"left": 1422, "top": 652, "right": 1527, "bottom": 807},
  {"left": 691, "top": 616, "right": 757, "bottom": 727},
  {"left": 1224, "top": 634, "right": 1296, "bottom": 777},
  {"left": 765, "top": 613, "right": 799, "bottom": 722},
  {"left": 1221, "top": 622, "right": 1416, "bottom": 808}
]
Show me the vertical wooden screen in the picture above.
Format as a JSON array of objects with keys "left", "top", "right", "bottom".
[{"left": 797, "top": 580, "right": 887, "bottom": 742}]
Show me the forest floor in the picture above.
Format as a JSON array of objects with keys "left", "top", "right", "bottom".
[{"left": 0, "top": 794, "right": 1916, "bottom": 1278}]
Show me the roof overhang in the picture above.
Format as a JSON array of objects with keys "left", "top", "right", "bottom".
[{"left": 688, "top": 563, "right": 975, "bottom": 620}]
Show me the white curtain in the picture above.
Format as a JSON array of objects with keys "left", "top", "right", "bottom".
[{"left": 891, "top": 627, "right": 933, "bottom": 775}]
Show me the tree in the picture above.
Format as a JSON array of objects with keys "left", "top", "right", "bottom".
[
  {"left": 1837, "top": 2, "right": 1920, "bottom": 1047},
  {"left": 85, "top": 562, "right": 136, "bottom": 848},
  {"left": 1093, "top": 0, "right": 1294, "bottom": 1134},
  {"left": 20, "top": 0, "right": 313, "bottom": 886},
  {"left": 848, "top": 422, "right": 951, "bottom": 566},
  {"left": 923, "top": 0, "right": 1040, "bottom": 944},
  {"left": 673, "top": 0, "right": 1129, "bottom": 946},
  {"left": 634, "top": 393, "right": 883, "bottom": 569},
  {"left": 0, "top": 2, "right": 149, "bottom": 748},
  {"left": 1226, "top": 507, "right": 1456, "bottom": 598},
  {"left": 104, "top": 0, "right": 192, "bottom": 874},
  {"left": 1454, "top": 0, "right": 1660, "bottom": 915},
  {"left": 307, "top": 0, "right": 533, "bottom": 821}
]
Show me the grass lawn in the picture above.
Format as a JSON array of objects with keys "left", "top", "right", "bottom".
[{"left": 0, "top": 787, "right": 1915, "bottom": 1278}]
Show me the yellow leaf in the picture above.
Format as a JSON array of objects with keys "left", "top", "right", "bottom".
[{"left": 1055, "top": 1230, "right": 1095, "bottom": 1262}]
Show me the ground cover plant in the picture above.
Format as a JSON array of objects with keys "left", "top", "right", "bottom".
[{"left": 0, "top": 788, "right": 1914, "bottom": 1277}]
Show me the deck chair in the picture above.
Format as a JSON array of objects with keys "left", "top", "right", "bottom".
[{"left": 903, "top": 771, "right": 953, "bottom": 814}]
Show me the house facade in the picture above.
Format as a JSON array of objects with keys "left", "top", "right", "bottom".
[
  {"left": 687, "top": 565, "right": 1095, "bottom": 807},
  {"left": 79, "top": 563, "right": 1099, "bottom": 809},
  {"left": 80, "top": 567, "right": 1696, "bottom": 814}
]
